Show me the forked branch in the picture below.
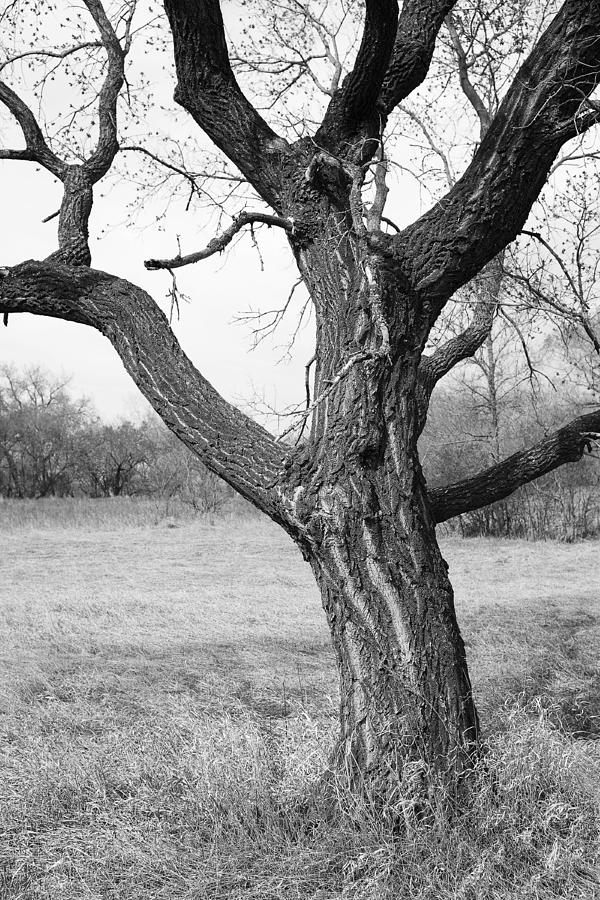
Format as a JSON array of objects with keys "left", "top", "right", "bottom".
[
  {"left": 0, "top": 81, "right": 65, "bottom": 177},
  {"left": 82, "top": 0, "right": 130, "bottom": 181},
  {"left": 316, "top": 0, "right": 399, "bottom": 152}
]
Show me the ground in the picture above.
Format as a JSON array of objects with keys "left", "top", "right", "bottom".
[{"left": 1, "top": 499, "right": 599, "bottom": 899}]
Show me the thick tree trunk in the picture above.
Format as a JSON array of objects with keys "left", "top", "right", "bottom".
[
  {"left": 285, "top": 427, "right": 479, "bottom": 795},
  {"left": 309, "top": 479, "right": 478, "bottom": 792},
  {"left": 281, "top": 219, "right": 479, "bottom": 793}
]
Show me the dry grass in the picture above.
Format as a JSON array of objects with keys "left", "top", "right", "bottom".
[{"left": 1, "top": 500, "right": 599, "bottom": 898}]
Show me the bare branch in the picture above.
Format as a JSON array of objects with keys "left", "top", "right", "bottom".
[
  {"left": 521, "top": 229, "right": 583, "bottom": 306},
  {"left": 82, "top": 0, "right": 128, "bottom": 181},
  {"left": 0, "top": 80, "right": 65, "bottom": 177},
  {"left": 430, "top": 409, "right": 600, "bottom": 524},
  {"left": 504, "top": 264, "right": 600, "bottom": 356},
  {"left": 366, "top": 154, "right": 389, "bottom": 231},
  {"left": 0, "top": 41, "right": 102, "bottom": 74},
  {"left": 400, "top": 105, "right": 455, "bottom": 187},
  {"left": 145, "top": 211, "right": 294, "bottom": 271},
  {"left": 445, "top": 13, "right": 491, "bottom": 138},
  {"left": 277, "top": 347, "right": 388, "bottom": 443}
]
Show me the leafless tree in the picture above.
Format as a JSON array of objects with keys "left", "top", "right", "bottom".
[
  {"left": 2, "top": 0, "right": 600, "bottom": 798},
  {"left": 0, "top": 364, "right": 90, "bottom": 497}
]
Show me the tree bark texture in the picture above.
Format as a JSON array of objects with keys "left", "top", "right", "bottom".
[{"left": 278, "top": 220, "right": 479, "bottom": 784}]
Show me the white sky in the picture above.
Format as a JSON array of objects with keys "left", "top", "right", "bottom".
[{"left": 0, "top": 159, "right": 317, "bottom": 425}]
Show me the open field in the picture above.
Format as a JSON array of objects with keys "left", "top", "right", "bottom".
[{"left": 1, "top": 499, "right": 600, "bottom": 898}]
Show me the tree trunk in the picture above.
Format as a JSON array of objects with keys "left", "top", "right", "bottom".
[
  {"left": 286, "top": 440, "right": 480, "bottom": 795},
  {"left": 308, "top": 482, "right": 478, "bottom": 794},
  {"left": 281, "top": 221, "right": 479, "bottom": 793}
]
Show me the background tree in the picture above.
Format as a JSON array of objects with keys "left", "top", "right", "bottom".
[
  {"left": 2, "top": 0, "right": 600, "bottom": 800},
  {"left": 0, "top": 365, "right": 90, "bottom": 498}
]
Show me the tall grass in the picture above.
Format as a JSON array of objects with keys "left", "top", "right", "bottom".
[
  {"left": 2, "top": 701, "right": 599, "bottom": 899},
  {"left": 0, "top": 495, "right": 258, "bottom": 531}
]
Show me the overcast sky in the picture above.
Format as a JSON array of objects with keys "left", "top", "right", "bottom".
[{"left": 0, "top": 153, "right": 319, "bottom": 425}]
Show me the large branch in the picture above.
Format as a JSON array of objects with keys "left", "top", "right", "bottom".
[
  {"left": 379, "top": 0, "right": 457, "bottom": 116},
  {"left": 420, "top": 297, "right": 494, "bottom": 390},
  {"left": 0, "top": 262, "right": 287, "bottom": 519},
  {"left": 163, "top": 0, "right": 288, "bottom": 211},
  {"left": 429, "top": 410, "right": 600, "bottom": 524},
  {"left": 390, "top": 1, "right": 600, "bottom": 313},
  {"left": 82, "top": 0, "right": 126, "bottom": 181},
  {"left": 315, "top": 0, "right": 399, "bottom": 154}
]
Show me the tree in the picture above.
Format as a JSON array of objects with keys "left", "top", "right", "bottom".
[
  {"left": 2, "top": 0, "right": 600, "bottom": 798},
  {"left": 0, "top": 364, "right": 90, "bottom": 498},
  {"left": 138, "top": 420, "right": 235, "bottom": 517}
]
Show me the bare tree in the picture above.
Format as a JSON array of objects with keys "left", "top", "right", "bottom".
[
  {"left": 0, "top": 365, "right": 90, "bottom": 497},
  {"left": 2, "top": 0, "right": 600, "bottom": 798}
]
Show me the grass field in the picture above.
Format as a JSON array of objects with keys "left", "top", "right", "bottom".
[{"left": 1, "top": 499, "right": 599, "bottom": 898}]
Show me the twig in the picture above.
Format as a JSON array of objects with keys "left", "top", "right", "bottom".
[{"left": 145, "top": 211, "right": 294, "bottom": 271}]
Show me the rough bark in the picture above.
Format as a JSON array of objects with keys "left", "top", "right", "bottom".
[
  {"left": 315, "top": 0, "right": 400, "bottom": 154},
  {"left": 276, "top": 221, "right": 479, "bottom": 784},
  {"left": 309, "top": 478, "right": 478, "bottom": 788},
  {"left": 49, "top": 167, "right": 94, "bottom": 267},
  {"left": 380, "top": 0, "right": 458, "bottom": 116}
]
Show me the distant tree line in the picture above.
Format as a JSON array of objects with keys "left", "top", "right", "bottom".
[
  {"left": 2, "top": 361, "right": 598, "bottom": 539},
  {"left": 0, "top": 365, "right": 234, "bottom": 515}
]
